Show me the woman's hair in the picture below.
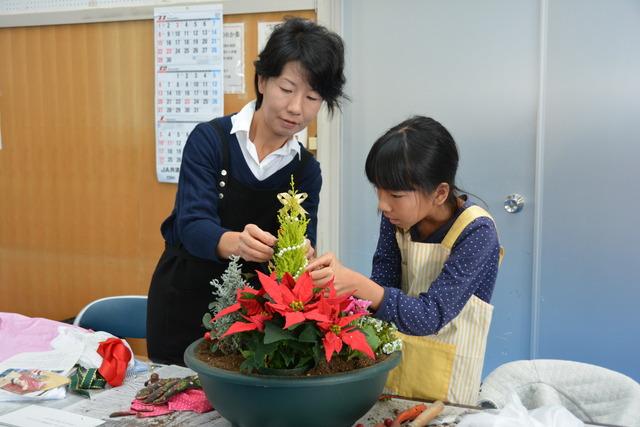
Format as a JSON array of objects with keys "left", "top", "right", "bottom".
[
  {"left": 365, "top": 116, "right": 460, "bottom": 207},
  {"left": 253, "top": 17, "right": 346, "bottom": 114}
]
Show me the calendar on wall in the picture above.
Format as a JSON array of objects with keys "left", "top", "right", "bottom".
[
  {"left": 0, "top": 0, "right": 216, "bottom": 14},
  {"left": 1, "top": 0, "right": 157, "bottom": 13},
  {"left": 154, "top": 3, "right": 223, "bottom": 184}
]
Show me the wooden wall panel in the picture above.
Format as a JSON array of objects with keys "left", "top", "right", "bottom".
[
  {"left": 0, "top": 20, "right": 164, "bottom": 320},
  {"left": 0, "top": 10, "right": 315, "bottom": 327}
]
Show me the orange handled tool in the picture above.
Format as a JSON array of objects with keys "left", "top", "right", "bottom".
[{"left": 407, "top": 400, "right": 445, "bottom": 427}]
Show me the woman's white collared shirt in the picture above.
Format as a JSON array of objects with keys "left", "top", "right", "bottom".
[{"left": 230, "top": 101, "right": 301, "bottom": 181}]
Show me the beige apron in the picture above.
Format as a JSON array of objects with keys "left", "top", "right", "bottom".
[{"left": 385, "top": 205, "right": 503, "bottom": 405}]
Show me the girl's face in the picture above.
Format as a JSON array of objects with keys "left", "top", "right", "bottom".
[
  {"left": 377, "top": 185, "right": 449, "bottom": 230},
  {"left": 257, "top": 61, "right": 323, "bottom": 140},
  {"left": 377, "top": 189, "right": 434, "bottom": 230}
]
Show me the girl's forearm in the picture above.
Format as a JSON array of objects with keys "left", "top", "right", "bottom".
[{"left": 345, "top": 269, "right": 385, "bottom": 309}]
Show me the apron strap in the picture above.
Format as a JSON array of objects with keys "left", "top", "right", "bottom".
[
  {"left": 441, "top": 205, "right": 505, "bottom": 264},
  {"left": 292, "top": 143, "right": 311, "bottom": 181}
]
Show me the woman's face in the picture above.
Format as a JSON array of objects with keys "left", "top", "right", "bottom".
[{"left": 257, "top": 61, "right": 323, "bottom": 139}]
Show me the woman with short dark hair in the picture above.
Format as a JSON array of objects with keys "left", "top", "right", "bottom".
[{"left": 147, "top": 18, "right": 346, "bottom": 365}]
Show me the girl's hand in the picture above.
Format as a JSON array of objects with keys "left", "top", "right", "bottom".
[
  {"left": 236, "top": 224, "right": 276, "bottom": 262},
  {"left": 307, "top": 252, "right": 386, "bottom": 309},
  {"left": 306, "top": 252, "right": 348, "bottom": 290}
]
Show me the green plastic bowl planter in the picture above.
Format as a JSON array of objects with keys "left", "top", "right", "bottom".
[{"left": 184, "top": 338, "right": 401, "bottom": 427}]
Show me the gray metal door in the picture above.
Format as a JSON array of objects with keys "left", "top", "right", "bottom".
[
  {"left": 536, "top": 0, "right": 640, "bottom": 380},
  {"left": 341, "top": 0, "right": 540, "bottom": 377}
]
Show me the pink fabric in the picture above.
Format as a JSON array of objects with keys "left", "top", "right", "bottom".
[
  {"left": 131, "top": 389, "right": 213, "bottom": 417},
  {"left": 0, "top": 312, "right": 83, "bottom": 362},
  {"left": 130, "top": 400, "right": 174, "bottom": 417},
  {"left": 168, "top": 389, "right": 213, "bottom": 413}
]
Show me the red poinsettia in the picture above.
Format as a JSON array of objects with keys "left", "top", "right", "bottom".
[
  {"left": 212, "top": 270, "right": 377, "bottom": 370},
  {"left": 212, "top": 286, "right": 265, "bottom": 320},
  {"left": 259, "top": 271, "right": 330, "bottom": 329},
  {"left": 213, "top": 286, "right": 272, "bottom": 336},
  {"left": 317, "top": 312, "right": 375, "bottom": 362},
  {"left": 202, "top": 181, "right": 403, "bottom": 373},
  {"left": 221, "top": 310, "right": 273, "bottom": 337}
]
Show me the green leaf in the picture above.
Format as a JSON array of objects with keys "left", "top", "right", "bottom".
[
  {"left": 298, "top": 323, "right": 320, "bottom": 343},
  {"left": 362, "top": 325, "right": 381, "bottom": 351},
  {"left": 267, "top": 351, "right": 282, "bottom": 368},
  {"left": 299, "top": 356, "right": 312, "bottom": 366},
  {"left": 240, "top": 359, "right": 257, "bottom": 374},
  {"left": 281, "top": 350, "right": 294, "bottom": 367},
  {"left": 243, "top": 331, "right": 261, "bottom": 351},
  {"left": 254, "top": 343, "right": 267, "bottom": 368},
  {"left": 254, "top": 340, "right": 279, "bottom": 368},
  {"left": 347, "top": 350, "right": 360, "bottom": 361},
  {"left": 311, "top": 341, "right": 322, "bottom": 363},
  {"left": 286, "top": 322, "right": 305, "bottom": 332},
  {"left": 286, "top": 340, "right": 311, "bottom": 353},
  {"left": 240, "top": 292, "right": 259, "bottom": 300},
  {"left": 202, "top": 313, "right": 213, "bottom": 330},
  {"left": 264, "top": 321, "right": 296, "bottom": 344}
]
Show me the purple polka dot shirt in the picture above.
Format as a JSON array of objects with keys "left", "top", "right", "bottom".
[{"left": 372, "top": 200, "right": 500, "bottom": 336}]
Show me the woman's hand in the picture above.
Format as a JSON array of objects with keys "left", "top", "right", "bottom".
[
  {"left": 237, "top": 224, "right": 277, "bottom": 262},
  {"left": 218, "top": 224, "right": 276, "bottom": 262},
  {"left": 304, "top": 239, "right": 315, "bottom": 261}
]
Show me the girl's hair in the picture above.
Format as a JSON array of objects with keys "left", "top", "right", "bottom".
[
  {"left": 254, "top": 17, "right": 346, "bottom": 115},
  {"left": 365, "top": 116, "right": 460, "bottom": 207}
]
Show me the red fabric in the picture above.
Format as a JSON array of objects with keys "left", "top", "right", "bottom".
[
  {"left": 131, "top": 389, "right": 213, "bottom": 417},
  {"left": 97, "top": 338, "right": 131, "bottom": 387}
]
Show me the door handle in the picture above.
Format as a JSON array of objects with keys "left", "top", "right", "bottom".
[{"left": 504, "top": 194, "right": 525, "bottom": 213}]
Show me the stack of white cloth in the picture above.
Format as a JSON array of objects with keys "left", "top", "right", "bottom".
[
  {"left": 459, "top": 393, "right": 584, "bottom": 427},
  {"left": 477, "top": 359, "right": 640, "bottom": 427}
]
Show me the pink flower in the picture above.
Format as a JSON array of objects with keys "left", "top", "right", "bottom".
[{"left": 344, "top": 297, "right": 372, "bottom": 315}]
